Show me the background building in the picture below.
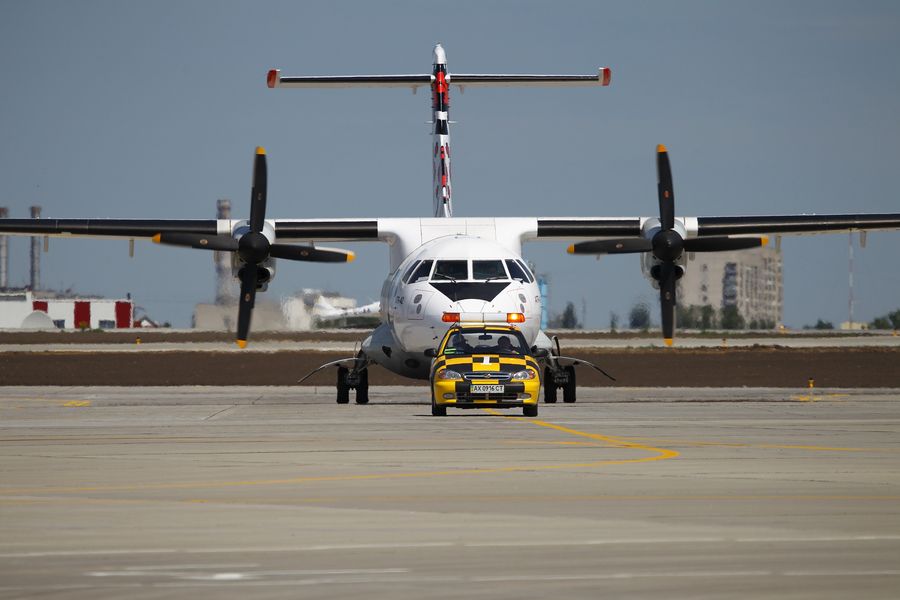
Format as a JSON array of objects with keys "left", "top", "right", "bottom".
[
  {"left": 0, "top": 290, "right": 134, "bottom": 329},
  {"left": 680, "top": 246, "right": 783, "bottom": 328}
]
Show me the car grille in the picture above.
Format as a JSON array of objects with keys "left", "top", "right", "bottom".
[{"left": 464, "top": 372, "right": 511, "bottom": 381}]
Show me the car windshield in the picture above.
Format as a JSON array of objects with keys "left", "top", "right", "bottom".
[{"left": 443, "top": 328, "right": 530, "bottom": 356}]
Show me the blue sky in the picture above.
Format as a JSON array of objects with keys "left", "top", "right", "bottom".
[{"left": 1, "top": 0, "right": 899, "bottom": 328}]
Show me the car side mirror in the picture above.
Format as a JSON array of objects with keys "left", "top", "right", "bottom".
[
  {"left": 424, "top": 348, "right": 438, "bottom": 358},
  {"left": 531, "top": 347, "right": 549, "bottom": 358}
]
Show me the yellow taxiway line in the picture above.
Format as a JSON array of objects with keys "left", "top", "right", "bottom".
[{"left": 0, "top": 414, "right": 678, "bottom": 496}]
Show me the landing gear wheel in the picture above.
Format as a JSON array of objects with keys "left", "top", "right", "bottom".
[
  {"left": 543, "top": 368, "right": 558, "bottom": 403},
  {"left": 562, "top": 365, "right": 577, "bottom": 403},
  {"left": 336, "top": 366, "right": 350, "bottom": 404},
  {"left": 523, "top": 404, "right": 538, "bottom": 418},
  {"left": 355, "top": 368, "right": 369, "bottom": 404},
  {"left": 431, "top": 390, "right": 446, "bottom": 416}
]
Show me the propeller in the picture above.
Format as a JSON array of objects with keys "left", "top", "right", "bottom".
[
  {"left": 153, "top": 147, "right": 355, "bottom": 347},
  {"left": 568, "top": 145, "right": 767, "bottom": 346}
]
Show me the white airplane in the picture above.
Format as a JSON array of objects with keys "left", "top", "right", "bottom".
[
  {"left": 313, "top": 296, "right": 380, "bottom": 323},
  {"left": 2, "top": 44, "right": 899, "bottom": 404}
]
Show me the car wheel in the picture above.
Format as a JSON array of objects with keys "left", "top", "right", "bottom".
[
  {"left": 563, "top": 365, "right": 577, "bottom": 403},
  {"left": 431, "top": 388, "right": 446, "bottom": 416},
  {"left": 523, "top": 404, "right": 538, "bottom": 418},
  {"left": 543, "top": 368, "right": 557, "bottom": 403},
  {"left": 336, "top": 366, "right": 350, "bottom": 404}
]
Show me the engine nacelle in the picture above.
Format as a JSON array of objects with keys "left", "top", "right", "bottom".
[
  {"left": 639, "top": 217, "right": 687, "bottom": 289},
  {"left": 640, "top": 253, "right": 685, "bottom": 290},
  {"left": 234, "top": 258, "right": 276, "bottom": 292}
]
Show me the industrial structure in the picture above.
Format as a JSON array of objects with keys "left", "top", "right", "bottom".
[
  {"left": 214, "top": 199, "right": 237, "bottom": 305},
  {"left": 0, "top": 205, "right": 139, "bottom": 329},
  {"left": 0, "top": 289, "right": 134, "bottom": 329},
  {"left": 680, "top": 245, "right": 784, "bottom": 327},
  {"left": 0, "top": 207, "right": 8, "bottom": 289}
]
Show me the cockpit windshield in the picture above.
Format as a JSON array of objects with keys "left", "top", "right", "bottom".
[
  {"left": 443, "top": 328, "right": 530, "bottom": 356},
  {"left": 505, "top": 260, "right": 528, "bottom": 283},
  {"left": 433, "top": 260, "right": 468, "bottom": 281},
  {"left": 472, "top": 260, "right": 507, "bottom": 280},
  {"left": 408, "top": 260, "right": 433, "bottom": 283}
]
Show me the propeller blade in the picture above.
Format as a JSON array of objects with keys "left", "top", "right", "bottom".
[
  {"left": 152, "top": 232, "right": 238, "bottom": 251},
  {"left": 658, "top": 262, "right": 678, "bottom": 347},
  {"left": 249, "top": 147, "right": 268, "bottom": 233},
  {"left": 656, "top": 144, "right": 675, "bottom": 231},
  {"left": 684, "top": 236, "right": 768, "bottom": 253},
  {"left": 567, "top": 238, "right": 652, "bottom": 255},
  {"left": 269, "top": 244, "right": 356, "bottom": 263},
  {"left": 236, "top": 266, "right": 258, "bottom": 348}
]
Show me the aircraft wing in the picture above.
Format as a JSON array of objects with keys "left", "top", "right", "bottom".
[
  {"left": 691, "top": 214, "right": 900, "bottom": 236},
  {"left": 545, "top": 211, "right": 900, "bottom": 346},
  {"left": 531, "top": 214, "right": 900, "bottom": 241},
  {"left": 0, "top": 219, "right": 219, "bottom": 240},
  {"left": 0, "top": 218, "right": 382, "bottom": 242}
]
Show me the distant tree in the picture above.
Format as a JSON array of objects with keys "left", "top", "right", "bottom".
[
  {"left": 870, "top": 309, "right": 900, "bottom": 330},
  {"left": 629, "top": 303, "right": 651, "bottom": 330},
  {"left": 550, "top": 302, "right": 582, "bottom": 329},
  {"left": 677, "top": 305, "right": 698, "bottom": 329},
  {"left": 700, "top": 305, "right": 716, "bottom": 331},
  {"left": 871, "top": 316, "right": 890, "bottom": 329},
  {"left": 609, "top": 311, "right": 619, "bottom": 332},
  {"left": 813, "top": 319, "right": 834, "bottom": 330},
  {"left": 560, "top": 302, "right": 581, "bottom": 329},
  {"left": 720, "top": 305, "right": 745, "bottom": 330}
]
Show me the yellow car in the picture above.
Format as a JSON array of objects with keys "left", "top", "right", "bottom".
[{"left": 427, "top": 323, "right": 543, "bottom": 417}]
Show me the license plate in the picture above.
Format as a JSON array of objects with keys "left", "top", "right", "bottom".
[{"left": 471, "top": 384, "right": 504, "bottom": 393}]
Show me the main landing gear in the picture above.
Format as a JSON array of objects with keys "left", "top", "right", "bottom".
[
  {"left": 336, "top": 353, "right": 370, "bottom": 404},
  {"left": 543, "top": 364, "right": 577, "bottom": 404},
  {"left": 542, "top": 336, "right": 616, "bottom": 404}
]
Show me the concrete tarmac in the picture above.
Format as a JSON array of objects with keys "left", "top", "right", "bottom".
[
  {"left": 1, "top": 332, "right": 898, "bottom": 352},
  {"left": 1, "top": 386, "right": 899, "bottom": 599}
]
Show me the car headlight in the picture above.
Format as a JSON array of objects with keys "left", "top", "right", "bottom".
[
  {"left": 437, "top": 368, "right": 463, "bottom": 381},
  {"left": 510, "top": 369, "right": 536, "bottom": 381}
]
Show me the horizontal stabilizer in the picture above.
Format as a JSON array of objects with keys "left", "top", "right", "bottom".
[
  {"left": 268, "top": 70, "right": 432, "bottom": 89},
  {"left": 267, "top": 70, "right": 612, "bottom": 89},
  {"left": 449, "top": 69, "right": 611, "bottom": 87}
]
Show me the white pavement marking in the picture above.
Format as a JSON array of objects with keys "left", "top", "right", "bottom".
[{"left": 5, "top": 535, "right": 900, "bottom": 559}]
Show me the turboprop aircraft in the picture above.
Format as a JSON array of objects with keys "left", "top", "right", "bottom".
[{"left": 2, "top": 44, "right": 899, "bottom": 404}]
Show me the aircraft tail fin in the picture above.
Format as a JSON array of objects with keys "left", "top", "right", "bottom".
[{"left": 268, "top": 45, "right": 610, "bottom": 220}]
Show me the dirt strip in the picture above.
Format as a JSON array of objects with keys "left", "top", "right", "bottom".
[{"left": 0, "top": 348, "right": 897, "bottom": 387}]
